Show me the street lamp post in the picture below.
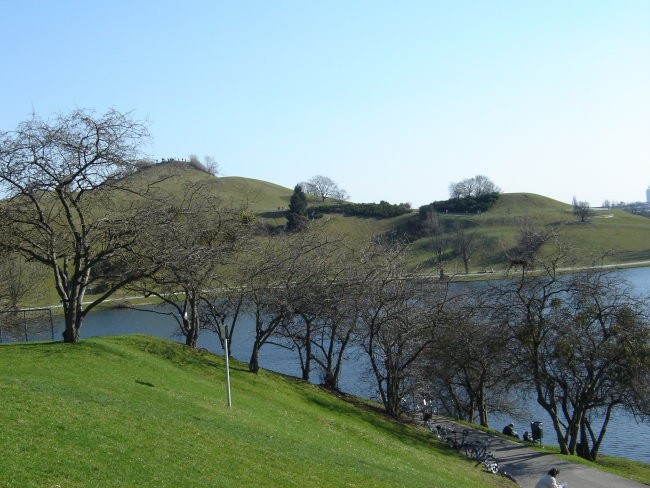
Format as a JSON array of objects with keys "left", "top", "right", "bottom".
[{"left": 223, "top": 324, "right": 232, "bottom": 408}]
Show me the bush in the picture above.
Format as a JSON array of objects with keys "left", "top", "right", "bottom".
[
  {"left": 421, "top": 192, "right": 500, "bottom": 215},
  {"left": 310, "top": 201, "right": 412, "bottom": 219}
]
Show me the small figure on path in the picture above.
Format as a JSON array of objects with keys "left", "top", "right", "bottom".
[{"left": 535, "top": 467, "right": 564, "bottom": 488}]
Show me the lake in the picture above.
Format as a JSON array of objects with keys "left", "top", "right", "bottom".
[{"left": 5, "top": 267, "right": 650, "bottom": 462}]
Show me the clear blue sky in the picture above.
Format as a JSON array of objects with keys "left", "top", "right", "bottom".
[{"left": 1, "top": 0, "right": 648, "bottom": 207}]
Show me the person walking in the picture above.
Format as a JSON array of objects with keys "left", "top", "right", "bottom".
[{"left": 535, "top": 467, "right": 564, "bottom": 488}]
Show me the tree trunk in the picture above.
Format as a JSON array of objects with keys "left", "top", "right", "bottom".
[
  {"left": 588, "top": 404, "right": 614, "bottom": 462},
  {"left": 477, "top": 392, "right": 489, "bottom": 427},
  {"left": 576, "top": 417, "right": 592, "bottom": 460},
  {"left": 185, "top": 322, "right": 198, "bottom": 348},
  {"left": 180, "top": 306, "right": 199, "bottom": 349},
  {"left": 385, "top": 372, "right": 402, "bottom": 417},
  {"left": 249, "top": 341, "right": 260, "bottom": 373},
  {"left": 301, "top": 319, "right": 312, "bottom": 382},
  {"left": 62, "top": 288, "right": 84, "bottom": 343},
  {"left": 537, "top": 390, "right": 571, "bottom": 454},
  {"left": 322, "top": 371, "right": 337, "bottom": 390},
  {"left": 567, "top": 409, "right": 583, "bottom": 455},
  {"left": 321, "top": 334, "right": 345, "bottom": 391},
  {"left": 62, "top": 314, "right": 81, "bottom": 343},
  {"left": 576, "top": 423, "right": 593, "bottom": 460}
]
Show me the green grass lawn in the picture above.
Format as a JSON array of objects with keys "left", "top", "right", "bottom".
[{"left": 0, "top": 335, "right": 514, "bottom": 488}]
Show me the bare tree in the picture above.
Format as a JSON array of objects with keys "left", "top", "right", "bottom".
[
  {"left": 203, "top": 155, "right": 219, "bottom": 176},
  {"left": 129, "top": 184, "right": 250, "bottom": 348},
  {"left": 0, "top": 253, "right": 41, "bottom": 312},
  {"left": 187, "top": 154, "right": 219, "bottom": 175},
  {"left": 223, "top": 229, "right": 335, "bottom": 373},
  {"left": 449, "top": 175, "right": 500, "bottom": 199},
  {"left": 0, "top": 109, "right": 156, "bottom": 343},
  {"left": 452, "top": 224, "right": 475, "bottom": 274},
  {"left": 572, "top": 196, "right": 592, "bottom": 222},
  {"left": 553, "top": 273, "right": 650, "bottom": 460},
  {"left": 417, "top": 295, "right": 517, "bottom": 426},
  {"left": 302, "top": 175, "right": 348, "bottom": 202},
  {"left": 448, "top": 180, "right": 470, "bottom": 199},
  {"left": 0, "top": 253, "right": 47, "bottom": 340},
  {"left": 273, "top": 232, "right": 357, "bottom": 388},
  {"left": 505, "top": 220, "right": 558, "bottom": 270},
  {"left": 473, "top": 175, "right": 500, "bottom": 196},
  {"left": 430, "top": 231, "right": 448, "bottom": 272},
  {"left": 274, "top": 237, "right": 344, "bottom": 382},
  {"left": 355, "top": 240, "right": 449, "bottom": 417},
  {"left": 199, "top": 289, "right": 244, "bottom": 357},
  {"left": 416, "top": 207, "right": 448, "bottom": 271},
  {"left": 308, "top": 279, "right": 360, "bottom": 390}
]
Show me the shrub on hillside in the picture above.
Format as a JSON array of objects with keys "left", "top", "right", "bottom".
[
  {"left": 311, "top": 201, "right": 412, "bottom": 219},
  {"left": 420, "top": 192, "right": 500, "bottom": 215}
]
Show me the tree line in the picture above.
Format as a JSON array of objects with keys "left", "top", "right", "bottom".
[{"left": 1, "top": 110, "right": 648, "bottom": 462}]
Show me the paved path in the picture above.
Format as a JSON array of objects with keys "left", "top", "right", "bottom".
[{"left": 426, "top": 415, "right": 648, "bottom": 488}]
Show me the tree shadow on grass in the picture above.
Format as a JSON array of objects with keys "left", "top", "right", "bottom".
[{"left": 291, "top": 384, "right": 467, "bottom": 460}]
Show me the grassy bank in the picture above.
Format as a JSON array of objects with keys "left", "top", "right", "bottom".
[{"left": 0, "top": 335, "right": 513, "bottom": 488}]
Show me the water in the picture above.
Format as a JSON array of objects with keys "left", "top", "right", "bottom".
[
  {"left": 490, "top": 266, "right": 650, "bottom": 462},
  {"left": 490, "top": 395, "right": 649, "bottom": 463},
  {"left": 5, "top": 267, "right": 650, "bottom": 462}
]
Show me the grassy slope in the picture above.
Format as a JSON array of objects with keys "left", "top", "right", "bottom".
[
  {"left": 407, "top": 193, "right": 650, "bottom": 272},
  {"left": 485, "top": 193, "right": 650, "bottom": 265},
  {"left": 0, "top": 335, "right": 512, "bottom": 488}
]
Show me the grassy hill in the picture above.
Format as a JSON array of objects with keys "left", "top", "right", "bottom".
[
  {"left": 0, "top": 335, "right": 513, "bottom": 488},
  {"left": 161, "top": 166, "right": 649, "bottom": 272},
  {"left": 121, "top": 162, "right": 415, "bottom": 244},
  {"left": 12, "top": 164, "right": 650, "bottom": 308},
  {"left": 406, "top": 193, "right": 650, "bottom": 272}
]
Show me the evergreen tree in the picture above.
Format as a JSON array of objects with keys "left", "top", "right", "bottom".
[{"left": 286, "top": 184, "right": 308, "bottom": 231}]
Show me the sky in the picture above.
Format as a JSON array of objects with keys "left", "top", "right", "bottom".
[{"left": 1, "top": 0, "right": 649, "bottom": 207}]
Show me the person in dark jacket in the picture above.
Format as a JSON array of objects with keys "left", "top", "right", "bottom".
[{"left": 502, "top": 423, "right": 519, "bottom": 438}]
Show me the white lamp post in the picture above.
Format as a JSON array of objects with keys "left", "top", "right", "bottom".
[{"left": 222, "top": 324, "right": 232, "bottom": 408}]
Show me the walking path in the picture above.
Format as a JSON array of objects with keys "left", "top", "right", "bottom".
[{"left": 425, "top": 415, "right": 648, "bottom": 488}]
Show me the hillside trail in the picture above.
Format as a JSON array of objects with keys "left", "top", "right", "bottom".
[{"left": 418, "top": 414, "right": 648, "bottom": 488}]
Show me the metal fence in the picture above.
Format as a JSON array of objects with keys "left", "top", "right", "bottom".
[{"left": 0, "top": 307, "right": 55, "bottom": 343}]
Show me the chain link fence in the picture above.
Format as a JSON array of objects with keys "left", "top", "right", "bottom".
[{"left": 0, "top": 307, "right": 55, "bottom": 343}]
